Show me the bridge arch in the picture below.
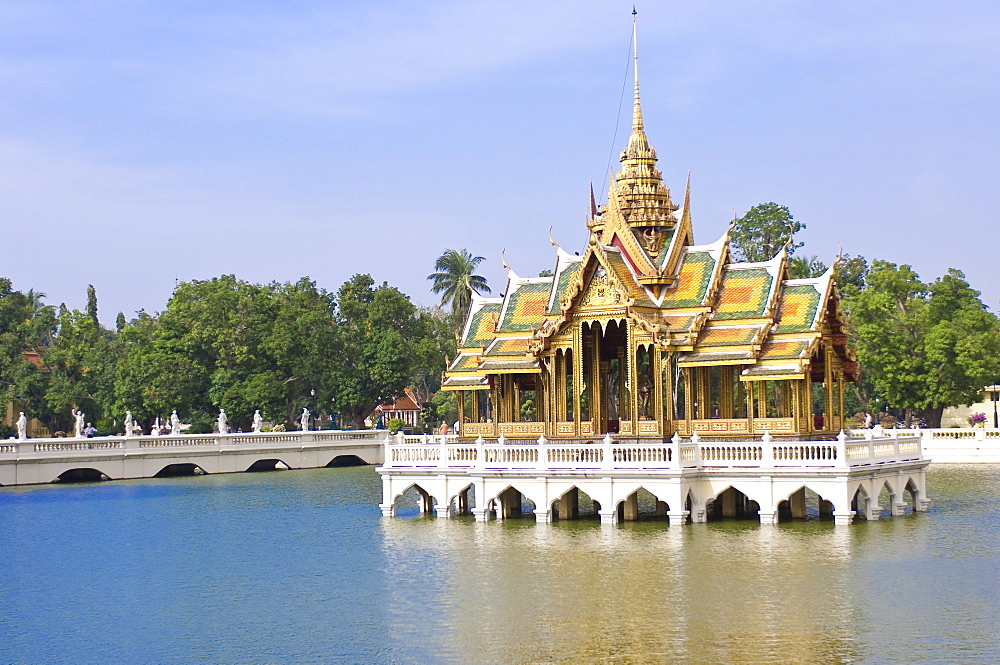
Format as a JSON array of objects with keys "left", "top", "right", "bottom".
[
  {"left": 54, "top": 467, "right": 113, "bottom": 483},
  {"left": 774, "top": 484, "right": 836, "bottom": 521},
  {"left": 245, "top": 459, "right": 291, "bottom": 472},
  {"left": 325, "top": 455, "right": 368, "bottom": 468},
  {"left": 446, "top": 483, "right": 476, "bottom": 517},
  {"left": 616, "top": 486, "right": 670, "bottom": 523},
  {"left": 705, "top": 484, "right": 761, "bottom": 521},
  {"left": 902, "top": 476, "right": 921, "bottom": 512},
  {"left": 850, "top": 483, "right": 874, "bottom": 520},
  {"left": 154, "top": 463, "right": 207, "bottom": 478},
  {"left": 550, "top": 485, "right": 601, "bottom": 521},
  {"left": 392, "top": 482, "right": 437, "bottom": 517},
  {"left": 487, "top": 484, "right": 539, "bottom": 520}
]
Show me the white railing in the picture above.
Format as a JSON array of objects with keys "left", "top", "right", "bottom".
[
  {"left": 381, "top": 430, "right": 926, "bottom": 473},
  {"left": 0, "top": 429, "right": 384, "bottom": 456}
]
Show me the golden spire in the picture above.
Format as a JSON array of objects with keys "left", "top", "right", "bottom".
[
  {"left": 632, "top": 7, "right": 643, "bottom": 134},
  {"left": 609, "top": 7, "right": 677, "bottom": 232}
]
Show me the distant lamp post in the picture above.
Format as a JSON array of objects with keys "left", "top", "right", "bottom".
[
  {"left": 992, "top": 389, "right": 999, "bottom": 429},
  {"left": 309, "top": 389, "right": 317, "bottom": 429}
]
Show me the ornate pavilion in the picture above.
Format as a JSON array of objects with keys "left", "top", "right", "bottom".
[{"left": 441, "top": 38, "right": 857, "bottom": 442}]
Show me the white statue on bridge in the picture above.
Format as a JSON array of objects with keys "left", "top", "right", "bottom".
[
  {"left": 74, "top": 410, "right": 85, "bottom": 438},
  {"left": 170, "top": 410, "right": 182, "bottom": 435},
  {"left": 252, "top": 410, "right": 263, "bottom": 433},
  {"left": 300, "top": 408, "right": 310, "bottom": 432},
  {"left": 16, "top": 412, "right": 27, "bottom": 440},
  {"left": 217, "top": 409, "right": 228, "bottom": 435},
  {"left": 124, "top": 411, "right": 135, "bottom": 438}
]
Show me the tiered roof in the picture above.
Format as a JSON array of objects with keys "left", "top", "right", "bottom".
[{"left": 441, "top": 19, "right": 855, "bottom": 391}]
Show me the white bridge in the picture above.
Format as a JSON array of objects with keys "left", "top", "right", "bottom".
[
  {"left": 0, "top": 430, "right": 387, "bottom": 486},
  {"left": 378, "top": 431, "right": 932, "bottom": 526}
]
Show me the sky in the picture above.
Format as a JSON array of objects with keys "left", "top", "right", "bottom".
[{"left": 2, "top": 0, "right": 999, "bottom": 324}]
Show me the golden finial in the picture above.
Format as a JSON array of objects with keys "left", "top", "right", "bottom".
[
  {"left": 501, "top": 248, "right": 511, "bottom": 271},
  {"left": 833, "top": 242, "right": 845, "bottom": 268},
  {"left": 783, "top": 221, "right": 796, "bottom": 251},
  {"left": 548, "top": 226, "right": 560, "bottom": 248}
]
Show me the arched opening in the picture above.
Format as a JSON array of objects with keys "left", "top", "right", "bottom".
[
  {"left": 876, "top": 481, "right": 895, "bottom": 519},
  {"left": 325, "top": 455, "right": 368, "bottom": 468},
  {"left": 393, "top": 484, "right": 436, "bottom": 518},
  {"left": 494, "top": 486, "right": 537, "bottom": 520},
  {"left": 617, "top": 487, "right": 670, "bottom": 523},
  {"left": 551, "top": 486, "right": 601, "bottom": 521},
  {"left": 154, "top": 463, "right": 206, "bottom": 478},
  {"left": 245, "top": 459, "right": 291, "bottom": 472},
  {"left": 55, "top": 468, "right": 110, "bottom": 483},
  {"left": 904, "top": 478, "right": 920, "bottom": 513},
  {"left": 706, "top": 486, "right": 760, "bottom": 521},
  {"left": 851, "top": 485, "right": 872, "bottom": 520},
  {"left": 448, "top": 484, "right": 476, "bottom": 517},
  {"left": 776, "top": 486, "right": 834, "bottom": 522}
]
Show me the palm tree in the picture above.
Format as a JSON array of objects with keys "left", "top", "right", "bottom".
[
  {"left": 787, "top": 255, "right": 827, "bottom": 280},
  {"left": 427, "top": 249, "right": 491, "bottom": 328}
]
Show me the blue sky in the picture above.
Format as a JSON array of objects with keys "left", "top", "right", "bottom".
[{"left": 2, "top": 1, "right": 998, "bottom": 323}]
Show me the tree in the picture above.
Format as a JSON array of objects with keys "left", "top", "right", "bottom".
[
  {"left": 0, "top": 279, "right": 34, "bottom": 406},
  {"left": 845, "top": 262, "right": 1000, "bottom": 427},
  {"left": 427, "top": 249, "right": 490, "bottom": 329},
  {"left": 86, "top": 284, "right": 99, "bottom": 327},
  {"left": 409, "top": 306, "right": 457, "bottom": 404},
  {"left": 331, "top": 274, "right": 424, "bottom": 429},
  {"left": 834, "top": 254, "right": 869, "bottom": 298},
  {"left": 730, "top": 202, "right": 805, "bottom": 263},
  {"left": 787, "top": 255, "right": 827, "bottom": 279}
]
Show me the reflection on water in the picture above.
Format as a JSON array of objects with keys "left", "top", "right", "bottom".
[
  {"left": 2, "top": 466, "right": 999, "bottom": 663},
  {"left": 381, "top": 516, "right": 860, "bottom": 663}
]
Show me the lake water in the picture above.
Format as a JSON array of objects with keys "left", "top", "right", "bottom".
[{"left": 1, "top": 465, "right": 998, "bottom": 664}]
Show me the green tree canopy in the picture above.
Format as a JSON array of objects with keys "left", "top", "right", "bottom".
[
  {"left": 730, "top": 202, "right": 805, "bottom": 263},
  {"left": 331, "top": 274, "right": 427, "bottom": 429},
  {"left": 845, "top": 262, "right": 1000, "bottom": 427}
]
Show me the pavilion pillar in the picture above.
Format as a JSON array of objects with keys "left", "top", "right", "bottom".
[
  {"left": 559, "top": 487, "right": 579, "bottom": 520},
  {"left": 683, "top": 367, "right": 694, "bottom": 425},
  {"left": 457, "top": 391, "right": 466, "bottom": 431},
  {"left": 790, "top": 487, "right": 807, "bottom": 519},
  {"left": 499, "top": 487, "right": 522, "bottom": 519},
  {"left": 591, "top": 324, "right": 603, "bottom": 434},
  {"left": 573, "top": 326, "right": 583, "bottom": 435},
  {"left": 471, "top": 389, "right": 481, "bottom": 424},
  {"left": 626, "top": 322, "right": 638, "bottom": 432},
  {"left": 720, "top": 366, "right": 734, "bottom": 419},
  {"left": 623, "top": 492, "right": 639, "bottom": 521},
  {"left": 824, "top": 345, "right": 834, "bottom": 430},
  {"left": 721, "top": 488, "right": 737, "bottom": 518}
]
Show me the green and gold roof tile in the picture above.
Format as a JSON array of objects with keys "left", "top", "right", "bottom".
[
  {"left": 462, "top": 299, "right": 502, "bottom": 347},
  {"left": 712, "top": 267, "right": 774, "bottom": 320},
  {"left": 498, "top": 280, "right": 552, "bottom": 333},
  {"left": 661, "top": 250, "right": 716, "bottom": 308}
]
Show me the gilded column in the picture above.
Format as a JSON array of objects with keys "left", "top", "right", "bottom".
[
  {"left": 627, "top": 322, "right": 638, "bottom": 432},
  {"left": 591, "top": 324, "right": 603, "bottom": 434},
  {"left": 573, "top": 325, "right": 583, "bottom": 435}
]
